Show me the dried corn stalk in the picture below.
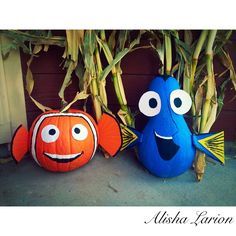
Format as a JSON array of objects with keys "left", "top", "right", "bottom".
[{"left": 97, "top": 30, "right": 143, "bottom": 126}]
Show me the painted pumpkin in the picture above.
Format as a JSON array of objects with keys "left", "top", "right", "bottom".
[
  {"left": 11, "top": 109, "right": 122, "bottom": 172},
  {"left": 120, "top": 75, "right": 224, "bottom": 178}
]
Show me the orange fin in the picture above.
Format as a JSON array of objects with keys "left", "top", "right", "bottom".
[
  {"left": 97, "top": 113, "right": 122, "bottom": 157},
  {"left": 11, "top": 125, "right": 29, "bottom": 163}
]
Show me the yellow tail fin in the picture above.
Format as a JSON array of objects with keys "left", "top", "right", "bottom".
[{"left": 120, "top": 124, "right": 139, "bottom": 151}]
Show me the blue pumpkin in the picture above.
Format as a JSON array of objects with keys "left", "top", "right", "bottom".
[{"left": 121, "top": 75, "right": 224, "bottom": 178}]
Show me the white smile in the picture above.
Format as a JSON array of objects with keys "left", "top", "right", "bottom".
[
  {"left": 44, "top": 152, "right": 83, "bottom": 159},
  {"left": 154, "top": 131, "right": 173, "bottom": 140}
]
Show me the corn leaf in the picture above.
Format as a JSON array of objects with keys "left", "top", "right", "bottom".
[
  {"left": 83, "top": 30, "right": 96, "bottom": 73},
  {"left": 60, "top": 91, "right": 89, "bottom": 113},
  {"left": 65, "top": 30, "right": 83, "bottom": 63},
  {"left": 72, "top": 30, "right": 79, "bottom": 61},
  {"left": 43, "top": 44, "right": 49, "bottom": 52},
  {"left": 84, "top": 30, "right": 96, "bottom": 56},
  {"left": 59, "top": 30, "right": 85, "bottom": 103},
  {"left": 75, "top": 60, "right": 85, "bottom": 89},
  {"left": 193, "top": 85, "right": 204, "bottom": 132},
  {"left": 98, "top": 79, "right": 108, "bottom": 107},
  {"left": 108, "top": 30, "right": 116, "bottom": 53},
  {"left": 214, "top": 30, "right": 232, "bottom": 54},
  {"left": 82, "top": 70, "right": 91, "bottom": 91},
  {"left": 25, "top": 56, "right": 34, "bottom": 95},
  {"left": 66, "top": 30, "right": 73, "bottom": 58},
  {"left": 77, "top": 30, "right": 84, "bottom": 53},
  {"left": 176, "top": 54, "right": 185, "bottom": 81},
  {"left": 117, "top": 108, "right": 130, "bottom": 125},
  {"left": 98, "top": 32, "right": 142, "bottom": 82},
  {"left": 98, "top": 48, "right": 129, "bottom": 81},
  {"left": 96, "top": 36, "right": 113, "bottom": 63},
  {"left": 58, "top": 61, "right": 74, "bottom": 101},
  {"left": 218, "top": 48, "right": 236, "bottom": 90},
  {"left": 204, "top": 101, "right": 218, "bottom": 132},
  {"left": 194, "top": 60, "right": 206, "bottom": 81},
  {"left": 195, "top": 85, "right": 204, "bottom": 116},
  {"left": 72, "top": 31, "right": 79, "bottom": 62},
  {"left": 116, "top": 30, "right": 128, "bottom": 53},
  {"left": 184, "top": 30, "right": 193, "bottom": 45},
  {"left": 171, "top": 63, "right": 179, "bottom": 75},
  {"left": 116, "top": 30, "right": 129, "bottom": 69},
  {"left": 229, "top": 68, "right": 236, "bottom": 90},
  {"left": 150, "top": 37, "right": 164, "bottom": 69},
  {"left": 216, "top": 78, "right": 230, "bottom": 119},
  {"left": 33, "top": 44, "right": 43, "bottom": 54},
  {"left": 175, "top": 38, "right": 192, "bottom": 59},
  {"left": 183, "top": 73, "right": 190, "bottom": 93},
  {"left": 0, "top": 40, "right": 18, "bottom": 57},
  {"left": 1, "top": 30, "right": 65, "bottom": 48},
  {"left": 25, "top": 53, "right": 52, "bottom": 112},
  {"left": 30, "top": 96, "right": 52, "bottom": 112}
]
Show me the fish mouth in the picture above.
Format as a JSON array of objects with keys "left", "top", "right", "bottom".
[
  {"left": 154, "top": 131, "right": 179, "bottom": 161},
  {"left": 43, "top": 152, "right": 83, "bottom": 163}
]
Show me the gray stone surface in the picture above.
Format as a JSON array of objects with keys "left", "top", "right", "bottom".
[{"left": 0, "top": 145, "right": 236, "bottom": 206}]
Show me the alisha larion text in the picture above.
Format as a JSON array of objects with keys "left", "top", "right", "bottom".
[{"left": 144, "top": 210, "right": 234, "bottom": 226}]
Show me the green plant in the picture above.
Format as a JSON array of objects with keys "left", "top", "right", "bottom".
[
  {"left": 149, "top": 30, "right": 236, "bottom": 181},
  {"left": 96, "top": 30, "right": 143, "bottom": 126},
  {"left": 1, "top": 30, "right": 235, "bottom": 176},
  {"left": 0, "top": 30, "right": 141, "bottom": 124}
]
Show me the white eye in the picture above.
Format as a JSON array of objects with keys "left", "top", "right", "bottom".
[
  {"left": 72, "top": 124, "right": 88, "bottom": 141},
  {"left": 138, "top": 91, "right": 161, "bottom": 117},
  {"left": 170, "top": 89, "right": 192, "bottom": 115},
  {"left": 41, "top": 125, "right": 60, "bottom": 143}
]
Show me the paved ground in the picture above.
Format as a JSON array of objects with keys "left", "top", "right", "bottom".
[{"left": 0, "top": 143, "right": 236, "bottom": 206}]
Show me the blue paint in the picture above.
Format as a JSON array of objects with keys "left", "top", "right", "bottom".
[{"left": 132, "top": 75, "right": 223, "bottom": 178}]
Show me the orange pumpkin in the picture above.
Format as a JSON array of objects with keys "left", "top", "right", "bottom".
[{"left": 11, "top": 109, "right": 122, "bottom": 172}]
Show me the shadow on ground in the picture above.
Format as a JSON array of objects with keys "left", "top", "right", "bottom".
[{"left": 0, "top": 144, "right": 236, "bottom": 206}]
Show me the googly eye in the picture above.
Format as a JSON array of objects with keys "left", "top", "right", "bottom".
[
  {"left": 170, "top": 89, "right": 192, "bottom": 115},
  {"left": 41, "top": 125, "right": 60, "bottom": 143},
  {"left": 138, "top": 91, "right": 161, "bottom": 117},
  {"left": 72, "top": 124, "right": 88, "bottom": 141}
]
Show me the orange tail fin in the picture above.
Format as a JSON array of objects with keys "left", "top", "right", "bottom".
[
  {"left": 97, "top": 113, "right": 122, "bottom": 157},
  {"left": 11, "top": 125, "right": 29, "bottom": 163}
]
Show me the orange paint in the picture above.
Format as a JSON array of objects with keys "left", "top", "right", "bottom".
[{"left": 11, "top": 109, "right": 122, "bottom": 172}]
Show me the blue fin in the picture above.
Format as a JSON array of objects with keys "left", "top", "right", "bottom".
[
  {"left": 120, "top": 124, "right": 142, "bottom": 150},
  {"left": 192, "top": 131, "right": 224, "bottom": 164}
]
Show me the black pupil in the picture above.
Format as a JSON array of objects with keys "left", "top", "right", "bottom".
[
  {"left": 149, "top": 98, "right": 157, "bottom": 108},
  {"left": 74, "top": 127, "right": 80, "bottom": 134},
  {"left": 49, "top": 129, "right": 56, "bottom": 135},
  {"left": 174, "top": 98, "right": 182, "bottom": 108}
]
